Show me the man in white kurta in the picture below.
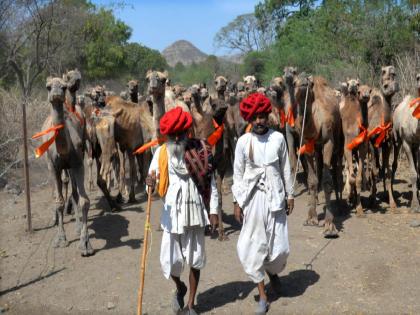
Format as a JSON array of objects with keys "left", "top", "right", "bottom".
[
  {"left": 146, "top": 107, "right": 218, "bottom": 315},
  {"left": 232, "top": 93, "right": 294, "bottom": 314}
]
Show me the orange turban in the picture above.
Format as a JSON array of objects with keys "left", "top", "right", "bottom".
[
  {"left": 240, "top": 93, "right": 272, "bottom": 122},
  {"left": 160, "top": 107, "right": 193, "bottom": 135}
]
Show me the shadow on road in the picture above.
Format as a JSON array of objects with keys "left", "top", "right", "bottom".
[
  {"left": 88, "top": 213, "right": 142, "bottom": 253},
  {"left": 0, "top": 268, "right": 66, "bottom": 296},
  {"left": 196, "top": 281, "right": 256, "bottom": 313}
]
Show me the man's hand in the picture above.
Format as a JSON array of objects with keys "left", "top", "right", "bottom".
[
  {"left": 234, "top": 203, "right": 243, "bottom": 224},
  {"left": 287, "top": 198, "right": 294, "bottom": 215},
  {"left": 145, "top": 171, "right": 156, "bottom": 190},
  {"left": 209, "top": 214, "right": 218, "bottom": 233}
]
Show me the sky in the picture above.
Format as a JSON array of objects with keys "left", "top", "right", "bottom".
[{"left": 93, "top": 0, "right": 261, "bottom": 55}]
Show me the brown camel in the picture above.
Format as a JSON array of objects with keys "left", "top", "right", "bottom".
[
  {"left": 392, "top": 73, "right": 420, "bottom": 213},
  {"left": 146, "top": 70, "right": 168, "bottom": 138},
  {"left": 35, "top": 77, "right": 92, "bottom": 255},
  {"left": 340, "top": 79, "right": 370, "bottom": 216},
  {"left": 105, "top": 96, "right": 153, "bottom": 202},
  {"left": 243, "top": 75, "right": 257, "bottom": 92},
  {"left": 294, "top": 74, "right": 343, "bottom": 237},
  {"left": 367, "top": 66, "right": 399, "bottom": 209},
  {"left": 123, "top": 80, "right": 139, "bottom": 103}
]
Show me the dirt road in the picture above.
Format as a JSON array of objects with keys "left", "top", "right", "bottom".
[{"left": 1, "top": 163, "right": 420, "bottom": 314}]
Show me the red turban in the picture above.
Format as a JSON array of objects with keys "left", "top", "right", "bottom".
[
  {"left": 240, "top": 93, "right": 272, "bottom": 122},
  {"left": 160, "top": 107, "right": 193, "bottom": 135}
]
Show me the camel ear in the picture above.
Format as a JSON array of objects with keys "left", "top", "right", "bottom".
[
  {"left": 146, "top": 70, "right": 152, "bottom": 78},
  {"left": 356, "top": 78, "right": 360, "bottom": 85},
  {"left": 112, "top": 108, "right": 123, "bottom": 118}
]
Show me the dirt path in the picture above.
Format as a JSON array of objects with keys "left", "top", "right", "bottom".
[{"left": 1, "top": 163, "right": 420, "bottom": 314}]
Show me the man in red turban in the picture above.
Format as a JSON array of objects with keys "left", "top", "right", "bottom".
[
  {"left": 146, "top": 107, "right": 218, "bottom": 315},
  {"left": 233, "top": 92, "right": 294, "bottom": 314}
]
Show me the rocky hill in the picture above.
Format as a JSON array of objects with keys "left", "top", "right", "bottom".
[{"left": 162, "top": 40, "right": 208, "bottom": 67}]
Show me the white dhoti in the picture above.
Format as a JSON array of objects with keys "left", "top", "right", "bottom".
[
  {"left": 237, "top": 188, "right": 289, "bottom": 283},
  {"left": 160, "top": 227, "right": 206, "bottom": 279}
]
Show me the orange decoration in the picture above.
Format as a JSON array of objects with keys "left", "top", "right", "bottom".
[
  {"left": 298, "top": 138, "right": 316, "bottom": 155},
  {"left": 32, "top": 124, "right": 65, "bottom": 158},
  {"left": 279, "top": 109, "right": 286, "bottom": 129},
  {"left": 409, "top": 98, "right": 420, "bottom": 119},
  {"left": 207, "top": 119, "right": 225, "bottom": 146},
  {"left": 368, "top": 121, "right": 392, "bottom": 148},
  {"left": 287, "top": 107, "right": 295, "bottom": 127},
  {"left": 347, "top": 120, "right": 368, "bottom": 150},
  {"left": 133, "top": 137, "right": 166, "bottom": 155}
]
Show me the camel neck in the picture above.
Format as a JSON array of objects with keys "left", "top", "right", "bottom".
[
  {"left": 130, "top": 93, "right": 138, "bottom": 103},
  {"left": 152, "top": 93, "right": 165, "bottom": 136},
  {"left": 192, "top": 95, "right": 203, "bottom": 114},
  {"left": 217, "top": 91, "right": 225, "bottom": 100},
  {"left": 286, "top": 82, "right": 296, "bottom": 113},
  {"left": 360, "top": 99, "right": 369, "bottom": 128},
  {"left": 383, "top": 94, "right": 394, "bottom": 122},
  {"left": 66, "top": 90, "right": 77, "bottom": 108},
  {"left": 51, "top": 102, "right": 69, "bottom": 154}
]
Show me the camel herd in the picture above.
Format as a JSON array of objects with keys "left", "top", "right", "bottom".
[{"left": 35, "top": 66, "right": 420, "bottom": 256}]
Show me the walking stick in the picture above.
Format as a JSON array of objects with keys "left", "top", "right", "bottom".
[{"left": 137, "top": 173, "right": 154, "bottom": 315}]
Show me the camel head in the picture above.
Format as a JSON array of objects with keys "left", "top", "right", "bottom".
[
  {"left": 243, "top": 75, "right": 257, "bottom": 92},
  {"left": 127, "top": 80, "right": 139, "bottom": 97},
  {"left": 182, "top": 90, "right": 193, "bottom": 108},
  {"left": 88, "top": 85, "right": 106, "bottom": 107},
  {"left": 381, "top": 66, "right": 399, "bottom": 97},
  {"left": 146, "top": 70, "right": 168, "bottom": 97},
  {"left": 46, "top": 77, "right": 67, "bottom": 105},
  {"left": 270, "top": 77, "right": 286, "bottom": 95},
  {"left": 200, "top": 87, "right": 209, "bottom": 101},
  {"left": 284, "top": 66, "right": 298, "bottom": 86},
  {"left": 189, "top": 84, "right": 200, "bottom": 97},
  {"left": 76, "top": 95, "right": 85, "bottom": 109},
  {"left": 346, "top": 78, "right": 360, "bottom": 96},
  {"left": 294, "top": 73, "right": 315, "bottom": 117},
  {"left": 209, "top": 96, "right": 228, "bottom": 124},
  {"left": 214, "top": 75, "right": 228, "bottom": 93},
  {"left": 63, "top": 69, "right": 81, "bottom": 93},
  {"left": 358, "top": 85, "right": 372, "bottom": 104},
  {"left": 172, "top": 84, "right": 186, "bottom": 99}
]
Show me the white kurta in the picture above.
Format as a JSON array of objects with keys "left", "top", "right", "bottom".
[
  {"left": 232, "top": 129, "right": 293, "bottom": 283},
  {"left": 148, "top": 145, "right": 218, "bottom": 278}
]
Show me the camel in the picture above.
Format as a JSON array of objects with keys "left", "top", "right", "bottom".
[
  {"left": 124, "top": 80, "right": 139, "bottom": 103},
  {"left": 146, "top": 70, "right": 168, "bottom": 138},
  {"left": 392, "top": 73, "right": 420, "bottom": 213},
  {"left": 243, "top": 75, "right": 257, "bottom": 92},
  {"left": 294, "top": 74, "right": 343, "bottom": 237},
  {"left": 84, "top": 86, "right": 121, "bottom": 210},
  {"left": 36, "top": 77, "right": 92, "bottom": 255},
  {"left": 268, "top": 76, "right": 288, "bottom": 131},
  {"left": 105, "top": 96, "right": 153, "bottom": 202},
  {"left": 367, "top": 66, "right": 399, "bottom": 209},
  {"left": 340, "top": 79, "right": 370, "bottom": 216}
]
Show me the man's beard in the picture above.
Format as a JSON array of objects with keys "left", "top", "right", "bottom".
[{"left": 167, "top": 139, "right": 187, "bottom": 160}]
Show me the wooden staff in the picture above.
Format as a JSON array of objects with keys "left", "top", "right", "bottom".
[{"left": 137, "top": 173, "right": 154, "bottom": 315}]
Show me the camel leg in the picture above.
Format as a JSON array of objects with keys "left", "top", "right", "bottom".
[
  {"left": 392, "top": 138, "right": 401, "bottom": 186},
  {"left": 70, "top": 167, "right": 93, "bottom": 256},
  {"left": 116, "top": 146, "right": 125, "bottom": 203},
  {"left": 343, "top": 147, "right": 355, "bottom": 203},
  {"left": 368, "top": 144, "right": 379, "bottom": 208},
  {"left": 355, "top": 145, "right": 368, "bottom": 217},
  {"left": 322, "top": 140, "right": 338, "bottom": 238},
  {"left": 95, "top": 158, "right": 119, "bottom": 211},
  {"left": 51, "top": 167, "right": 68, "bottom": 248},
  {"left": 216, "top": 173, "right": 228, "bottom": 241},
  {"left": 286, "top": 126, "right": 297, "bottom": 181},
  {"left": 127, "top": 153, "right": 137, "bottom": 203},
  {"left": 303, "top": 154, "right": 318, "bottom": 226},
  {"left": 382, "top": 142, "right": 397, "bottom": 209},
  {"left": 86, "top": 141, "right": 94, "bottom": 191},
  {"left": 402, "top": 141, "right": 420, "bottom": 212},
  {"left": 68, "top": 172, "right": 82, "bottom": 234}
]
